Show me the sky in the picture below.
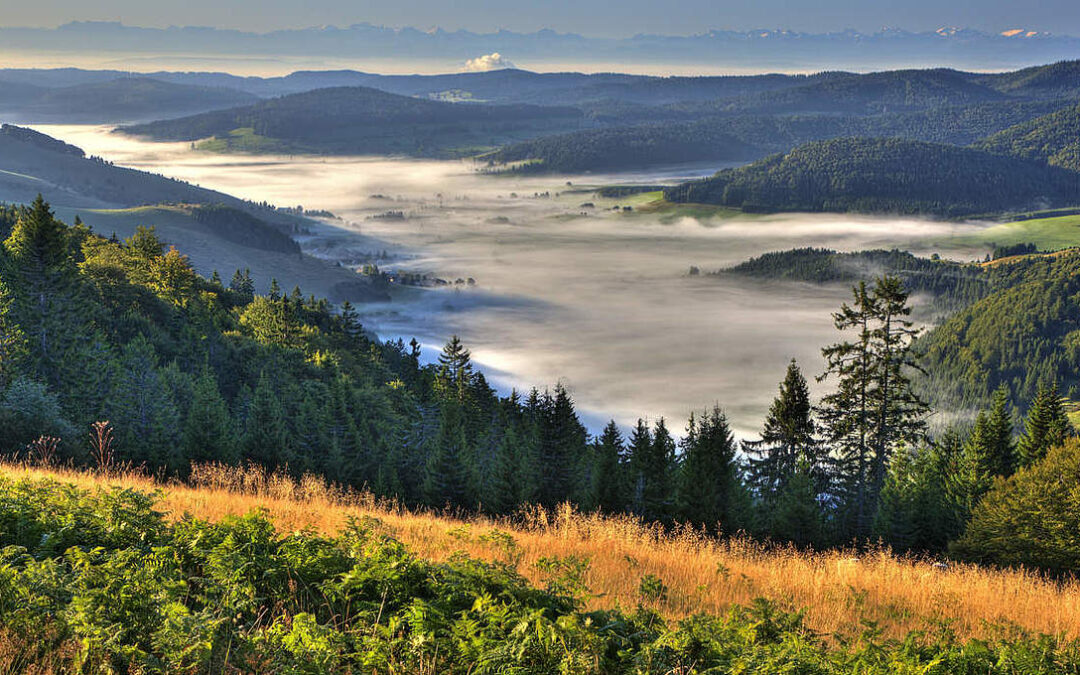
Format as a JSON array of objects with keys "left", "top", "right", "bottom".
[{"left": 3, "top": 0, "right": 1080, "bottom": 37}]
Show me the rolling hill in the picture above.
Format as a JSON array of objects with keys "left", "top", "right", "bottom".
[
  {"left": 487, "top": 99, "right": 1075, "bottom": 173},
  {"left": 0, "top": 77, "right": 258, "bottom": 123},
  {"left": 975, "top": 104, "right": 1080, "bottom": 171},
  {"left": 663, "top": 137, "right": 1080, "bottom": 217},
  {"left": 119, "top": 86, "right": 587, "bottom": 156},
  {"left": 0, "top": 124, "right": 384, "bottom": 301}
]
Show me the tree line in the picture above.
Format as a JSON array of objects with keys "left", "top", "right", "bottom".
[{"left": 0, "top": 197, "right": 1073, "bottom": 557}]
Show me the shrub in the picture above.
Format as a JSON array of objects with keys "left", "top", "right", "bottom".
[{"left": 951, "top": 438, "right": 1080, "bottom": 574}]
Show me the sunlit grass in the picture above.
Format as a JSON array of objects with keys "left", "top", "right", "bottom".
[
  {"left": 4, "top": 460, "right": 1078, "bottom": 643},
  {"left": 953, "top": 213, "right": 1080, "bottom": 251}
]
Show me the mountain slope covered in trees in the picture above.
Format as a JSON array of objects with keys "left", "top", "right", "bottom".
[
  {"left": 0, "top": 124, "right": 385, "bottom": 300},
  {"left": 488, "top": 100, "right": 1074, "bottom": 173},
  {"left": 662, "top": 138, "right": 1080, "bottom": 216},
  {"left": 0, "top": 77, "right": 258, "bottom": 123},
  {"left": 976, "top": 103, "right": 1080, "bottom": 171},
  {"left": 119, "top": 86, "right": 588, "bottom": 156}
]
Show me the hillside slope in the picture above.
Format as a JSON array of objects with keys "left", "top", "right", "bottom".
[
  {"left": 2, "top": 461, "right": 1078, "bottom": 648},
  {"left": 0, "top": 77, "right": 258, "bottom": 123},
  {"left": 119, "top": 86, "right": 587, "bottom": 156},
  {"left": 0, "top": 125, "right": 383, "bottom": 300},
  {"left": 663, "top": 137, "right": 1080, "bottom": 216},
  {"left": 976, "top": 103, "right": 1080, "bottom": 171}
]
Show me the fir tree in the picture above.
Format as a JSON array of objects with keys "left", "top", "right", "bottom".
[
  {"left": 2, "top": 195, "right": 92, "bottom": 397},
  {"left": 676, "top": 407, "right": 739, "bottom": 532},
  {"left": 181, "top": 366, "right": 238, "bottom": 466},
  {"left": 873, "top": 446, "right": 956, "bottom": 552},
  {"left": 0, "top": 274, "right": 25, "bottom": 390},
  {"left": 627, "top": 418, "right": 653, "bottom": 516},
  {"left": 423, "top": 402, "right": 470, "bottom": 507},
  {"left": 639, "top": 417, "right": 676, "bottom": 521},
  {"left": 1016, "top": 382, "right": 1071, "bottom": 468},
  {"left": 819, "top": 277, "right": 927, "bottom": 539},
  {"left": 108, "top": 336, "right": 181, "bottom": 468},
  {"left": 592, "top": 421, "right": 628, "bottom": 513},
  {"left": 767, "top": 465, "right": 824, "bottom": 546},
  {"left": 744, "top": 359, "right": 821, "bottom": 501},
  {"left": 243, "top": 372, "right": 290, "bottom": 469}
]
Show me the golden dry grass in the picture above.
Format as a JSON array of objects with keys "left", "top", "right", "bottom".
[{"left": 4, "top": 461, "right": 1079, "bottom": 642}]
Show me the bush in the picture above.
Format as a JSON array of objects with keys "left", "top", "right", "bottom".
[
  {"left": 952, "top": 438, "right": 1080, "bottom": 574},
  {"left": 0, "top": 378, "right": 75, "bottom": 455}
]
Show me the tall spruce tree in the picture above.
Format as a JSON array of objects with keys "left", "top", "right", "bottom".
[
  {"left": 181, "top": 366, "right": 238, "bottom": 466},
  {"left": 1016, "top": 382, "right": 1071, "bottom": 468},
  {"left": 744, "top": 360, "right": 821, "bottom": 501},
  {"left": 2, "top": 195, "right": 92, "bottom": 399},
  {"left": 243, "top": 371, "right": 290, "bottom": 469},
  {"left": 627, "top": 418, "right": 653, "bottom": 516},
  {"left": 639, "top": 418, "right": 676, "bottom": 521},
  {"left": 108, "top": 336, "right": 181, "bottom": 469},
  {"left": 423, "top": 401, "right": 470, "bottom": 507},
  {"left": 592, "top": 421, "right": 628, "bottom": 513},
  {"left": 819, "top": 277, "right": 927, "bottom": 539},
  {"left": 676, "top": 407, "right": 739, "bottom": 532},
  {"left": 0, "top": 274, "right": 25, "bottom": 391}
]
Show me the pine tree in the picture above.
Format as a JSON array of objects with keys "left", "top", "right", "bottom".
[
  {"left": 480, "top": 409, "right": 519, "bottom": 514},
  {"left": 437, "top": 335, "right": 474, "bottom": 403},
  {"left": 243, "top": 372, "right": 290, "bottom": 469},
  {"left": 982, "top": 385, "right": 1016, "bottom": 477},
  {"left": 1016, "top": 382, "right": 1071, "bottom": 468},
  {"left": 767, "top": 465, "right": 824, "bottom": 546},
  {"left": 744, "top": 360, "right": 821, "bottom": 501},
  {"left": 108, "top": 335, "right": 181, "bottom": 469},
  {"left": 627, "top": 418, "right": 653, "bottom": 516},
  {"left": 0, "top": 274, "right": 25, "bottom": 390},
  {"left": 639, "top": 417, "right": 676, "bottom": 521},
  {"left": 873, "top": 446, "right": 955, "bottom": 552},
  {"left": 2, "top": 196, "right": 92, "bottom": 398},
  {"left": 676, "top": 407, "right": 739, "bottom": 532},
  {"left": 592, "top": 421, "right": 628, "bottom": 513},
  {"left": 423, "top": 402, "right": 469, "bottom": 507},
  {"left": 181, "top": 366, "right": 238, "bottom": 466},
  {"left": 819, "top": 277, "right": 927, "bottom": 539},
  {"left": 539, "top": 384, "right": 588, "bottom": 507}
]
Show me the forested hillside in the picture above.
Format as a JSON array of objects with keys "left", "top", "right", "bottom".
[
  {"left": 487, "top": 100, "right": 1076, "bottom": 173},
  {"left": 976, "top": 103, "right": 1080, "bottom": 170},
  {"left": 663, "top": 138, "right": 1080, "bottom": 216},
  {"left": 119, "top": 86, "right": 588, "bottom": 156},
  {"left": 0, "top": 77, "right": 258, "bottom": 123}
]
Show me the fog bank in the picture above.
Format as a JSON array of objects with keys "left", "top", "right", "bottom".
[{"left": 36, "top": 125, "right": 988, "bottom": 436}]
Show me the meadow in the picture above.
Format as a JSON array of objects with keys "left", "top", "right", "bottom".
[{"left": 3, "top": 460, "right": 1077, "bottom": 645}]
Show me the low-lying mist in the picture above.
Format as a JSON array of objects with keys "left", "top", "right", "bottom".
[{"left": 37, "top": 125, "right": 989, "bottom": 436}]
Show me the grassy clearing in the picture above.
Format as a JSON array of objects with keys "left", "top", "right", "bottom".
[
  {"left": 953, "top": 213, "right": 1080, "bottom": 251},
  {"left": 196, "top": 128, "right": 289, "bottom": 154},
  {"left": 3, "top": 461, "right": 1078, "bottom": 644}
]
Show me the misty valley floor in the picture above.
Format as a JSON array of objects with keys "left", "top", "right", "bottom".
[{"left": 33, "top": 124, "right": 991, "bottom": 435}]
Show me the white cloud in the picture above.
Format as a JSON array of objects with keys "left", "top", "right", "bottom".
[{"left": 463, "top": 52, "right": 515, "bottom": 72}]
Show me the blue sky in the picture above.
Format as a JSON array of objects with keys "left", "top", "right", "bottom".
[{"left": 4, "top": 0, "right": 1080, "bottom": 36}]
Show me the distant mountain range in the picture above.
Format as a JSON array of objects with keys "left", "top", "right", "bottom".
[{"left": 2, "top": 21, "right": 1080, "bottom": 71}]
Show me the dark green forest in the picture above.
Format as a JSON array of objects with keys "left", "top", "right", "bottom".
[
  {"left": 977, "top": 103, "right": 1080, "bottom": 170},
  {"left": 120, "top": 86, "right": 587, "bottom": 156},
  {"left": 662, "top": 138, "right": 1080, "bottom": 216}
]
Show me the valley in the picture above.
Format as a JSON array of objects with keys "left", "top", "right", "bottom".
[{"left": 28, "top": 124, "right": 990, "bottom": 434}]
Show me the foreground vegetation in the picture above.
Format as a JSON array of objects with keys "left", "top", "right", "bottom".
[{"left": 3, "top": 463, "right": 1080, "bottom": 673}]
